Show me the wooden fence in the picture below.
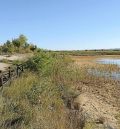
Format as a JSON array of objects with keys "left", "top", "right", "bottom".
[{"left": 0, "top": 64, "right": 24, "bottom": 87}]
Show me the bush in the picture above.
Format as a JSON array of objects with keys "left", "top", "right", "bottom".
[{"left": 25, "top": 52, "right": 54, "bottom": 74}]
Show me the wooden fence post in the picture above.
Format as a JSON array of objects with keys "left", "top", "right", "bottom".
[
  {"left": 0, "top": 70, "right": 3, "bottom": 86},
  {"left": 16, "top": 65, "right": 19, "bottom": 76},
  {"left": 21, "top": 65, "right": 23, "bottom": 72},
  {"left": 8, "top": 67, "right": 11, "bottom": 78}
]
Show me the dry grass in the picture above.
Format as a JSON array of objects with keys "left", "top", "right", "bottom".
[{"left": 0, "top": 72, "right": 71, "bottom": 129}]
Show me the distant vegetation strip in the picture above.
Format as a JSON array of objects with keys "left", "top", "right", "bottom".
[{"left": 53, "top": 49, "right": 120, "bottom": 56}]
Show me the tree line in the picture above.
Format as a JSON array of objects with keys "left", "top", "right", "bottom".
[{"left": 0, "top": 34, "right": 37, "bottom": 54}]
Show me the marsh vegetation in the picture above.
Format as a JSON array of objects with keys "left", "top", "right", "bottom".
[{"left": 0, "top": 36, "right": 120, "bottom": 129}]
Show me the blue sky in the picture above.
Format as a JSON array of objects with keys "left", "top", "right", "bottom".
[{"left": 0, "top": 0, "right": 120, "bottom": 50}]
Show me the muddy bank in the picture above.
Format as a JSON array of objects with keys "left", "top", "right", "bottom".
[{"left": 65, "top": 87, "right": 119, "bottom": 129}]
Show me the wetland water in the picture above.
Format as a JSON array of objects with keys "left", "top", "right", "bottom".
[
  {"left": 97, "top": 58, "right": 120, "bottom": 66},
  {"left": 89, "top": 58, "right": 120, "bottom": 80}
]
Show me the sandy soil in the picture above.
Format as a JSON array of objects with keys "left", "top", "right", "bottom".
[
  {"left": 0, "top": 54, "right": 32, "bottom": 71},
  {"left": 0, "top": 63, "right": 11, "bottom": 71},
  {"left": 0, "top": 53, "right": 32, "bottom": 61}
]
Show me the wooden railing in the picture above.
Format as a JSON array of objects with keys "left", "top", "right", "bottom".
[{"left": 0, "top": 64, "right": 24, "bottom": 87}]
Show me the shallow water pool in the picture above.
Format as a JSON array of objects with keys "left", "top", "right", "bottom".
[{"left": 88, "top": 58, "right": 120, "bottom": 80}]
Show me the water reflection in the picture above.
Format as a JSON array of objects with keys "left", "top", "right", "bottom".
[
  {"left": 88, "top": 69, "right": 120, "bottom": 80},
  {"left": 97, "top": 58, "right": 120, "bottom": 66},
  {"left": 88, "top": 58, "right": 120, "bottom": 80}
]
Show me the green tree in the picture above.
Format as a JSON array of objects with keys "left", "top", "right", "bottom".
[
  {"left": 30, "top": 44, "right": 37, "bottom": 52},
  {"left": 6, "top": 40, "right": 11, "bottom": 46},
  {"left": 12, "top": 39, "right": 20, "bottom": 48},
  {"left": 18, "top": 34, "right": 27, "bottom": 47},
  {"left": 2, "top": 44, "right": 9, "bottom": 53}
]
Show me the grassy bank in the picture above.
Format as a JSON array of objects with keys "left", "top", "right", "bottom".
[
  {"left": 0, "top": 52, "right": 80, "bottom": 129},
  {"left": 0, "top": 52, "right": 120, "bottom": 129},
  {"left": 0, "top": 73, "right": 69, "bottom": 129}
]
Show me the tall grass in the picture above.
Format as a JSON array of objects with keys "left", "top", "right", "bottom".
[{"left": 0, "top": 52, "right": 79, "bottom": 129}]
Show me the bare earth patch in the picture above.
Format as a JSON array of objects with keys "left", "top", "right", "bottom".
[
  {"left": 0, "top": 53, "right": 32, "bottom": 71},
  {"left": 75, "top": 92, "right": 119, "bottom": 129},
  {"left": 0, "top": 63, "right": 11, "bottom": 71},
  {"left": 0, "top": 53, "right": 32, "bottom": 61}
]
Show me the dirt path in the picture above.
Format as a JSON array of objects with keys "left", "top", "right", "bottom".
[
  {"left": 0, "top": 53, "right": 32, "bottom": 61},
  {"left": 0, "top": 63, "right": 11, "bottom": 71},
  {"left": 0, "top": 54, "right": 32, "bottom": 71}
]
